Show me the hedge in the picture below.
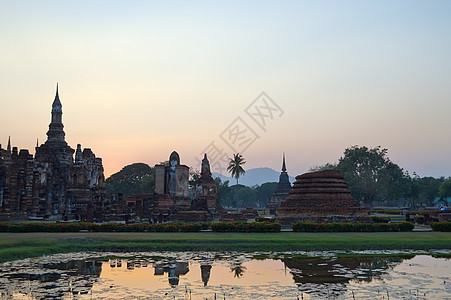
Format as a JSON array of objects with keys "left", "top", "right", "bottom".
[
  {"left": 292, "top": 222, "right": 414, "bottom": 232},
  {"left": 0, "top": 222, "right": 208, "bottom": 233},
  {"left": 431, "top": 222, "right": 451, "bottom": 232},
  {"left": 0, "top": 221, "right": 417, "bottom": 233},
  {"left": 211, "top": 221, "right": 281, "bottom": 233}
]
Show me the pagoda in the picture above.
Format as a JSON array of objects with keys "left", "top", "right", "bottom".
[{"left": 267, "top": 154, "right": 291, "bottom": 214}]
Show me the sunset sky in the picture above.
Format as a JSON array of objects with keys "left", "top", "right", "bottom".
[{"left": 1, "top": 1, "right": 450, "bottom": 178}]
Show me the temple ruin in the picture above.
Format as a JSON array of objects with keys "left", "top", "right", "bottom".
[
  {"left": 0, "top": 85, "right": 107, "bottom": 221},
  {"left": 123, "top": 152, "right": 225, "bottom": 223},
  {"left": 277, "top": 169, "right": 371, "bottom": 224}
]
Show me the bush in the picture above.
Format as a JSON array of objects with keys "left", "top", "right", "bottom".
[
  {"left": 148, "top": 223, "right": 165, "bottom": 232},
  {"left": 179, "top": 223, "right": 203, "bottom": 232},
  {"left": 395, "top": 222, "right": 415, "bottom": 231},
  {"left": 211, "top": 221, "right": 281, "bottom": 233},
  {"left": 255, "top": 217, "right": 275, "bottom": 223},
  {"left": 164, "top": 224, "right": 178, "bottom": 232},
  {"left": 0, "top": 223, "right": 9, "bottom": 232},
  {"left": 431, "top": 222, "right": 451, "bottom": 232},
  {"left": 372, "top": 216, "right": 391, "bottom": 223},
  {"left": 99, "top": 223, "right": 124, "bottom": 232},
  {"left": 292, "top": 222, "right": 414, "bottom": 232}
]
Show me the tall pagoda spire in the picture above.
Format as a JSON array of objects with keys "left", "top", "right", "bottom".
[
  {"left": 46, "top": 83, "right": 66, "bottom": 143},
  {"left": 52, "top": 83, "right": 62, "bottom": 116},
  {"left": 282, "top": 153, "right": 287, "bottom": 172},
  {"left": 7, "top": 136, "right": 11, "bottom": 152}
]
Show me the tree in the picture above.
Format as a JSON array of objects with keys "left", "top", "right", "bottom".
[
  {"left": 403, "top": 173, "right": 421, "bottom": 209},
  {"left": 215, "top": 179, "right": 275, "bottom": 208},
  {"left": 255, "top": 182, "right": 278, "bottom": 207},
  {"left": 439, "top": 179, "right": 451, "bottom": 197},
  {"left": 417, "top": 176, "right": 445, "bottom": 205},
  {"left": 214, "top": 177, "right": 230, "bottom": 205},
  {"left": 227, "top": 153, "right": 246, "bottom": 185},
  {"left": 336, "top": 145, "right": 406, "bottom": 208},
  {"left": 189, "top": 168, "right": 200, "bottom": 189},
  {"left": 105, "top": 163, "right": 155, "bottom": 196},
  {"left": 235, "top": 186, "right": 256, "bottom": 207},
  {"left": 309, "top": 163, "right": 337, "bottom": 172}
]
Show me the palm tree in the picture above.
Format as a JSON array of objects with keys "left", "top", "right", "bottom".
[{"left": 227, "top": 153, "right": 246, "bottom": 185}]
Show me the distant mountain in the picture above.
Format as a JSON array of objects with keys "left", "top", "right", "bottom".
[{"left": 212, "top": 167, "right": 296, "bottom": 187}]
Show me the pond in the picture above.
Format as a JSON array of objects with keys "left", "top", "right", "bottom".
[{"left": 0, "top": 251, "right": 450, "bottom": 299}]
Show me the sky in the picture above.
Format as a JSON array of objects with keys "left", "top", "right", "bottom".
[{"left": 1, "top": 0, "right": 450, "bottom": 178}]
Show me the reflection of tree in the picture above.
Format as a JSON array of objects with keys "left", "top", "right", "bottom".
[
  {"left": 283, "top": 257, "right": 355, "bottom": 284},
  {"left": 352, "top": 256, "right": 405, "bottom": 283},
  {"left": 230, "top": 263, "right": 247, "bottom": 278}
]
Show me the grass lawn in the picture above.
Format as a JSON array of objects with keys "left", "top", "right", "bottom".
[{"left": 0, "top": 231, "right": 450, "bottom": 262}]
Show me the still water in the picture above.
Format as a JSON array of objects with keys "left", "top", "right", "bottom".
[{"left": 0, "top": 251, "right": 450, "bottom": 299}]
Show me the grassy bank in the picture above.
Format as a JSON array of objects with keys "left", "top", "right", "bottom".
[{"left": 0, "top": 231, "right": 450, "bottom": 262}]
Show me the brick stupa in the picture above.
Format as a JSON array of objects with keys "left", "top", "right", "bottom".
[{"left": 276, "top": 169, "right": 370, "bottom": 224}]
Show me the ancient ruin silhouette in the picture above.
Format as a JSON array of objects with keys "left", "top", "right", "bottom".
[{"left": 0, "top": 85, "right": 106, "bottom": 221}]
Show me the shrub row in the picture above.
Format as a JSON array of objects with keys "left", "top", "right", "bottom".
[
  {"left": 0, "top": 222, "right": 208, "bottom": 233},
  {"left": 211, "top": 221, "right": 281, "bottom": 232},
  {"left": 431, "top": 222, "right": 451, "bottom": 232},
  {"left": 292, "top": 222, "right": 414, "bottom": 232}
]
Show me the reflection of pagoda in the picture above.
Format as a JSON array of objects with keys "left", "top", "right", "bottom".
[
  {"left": 201, "top": 264, "right": 212, "bottom": 286},
  {"left": 267, "top": 154, "right": 291, "bottom": 214}
]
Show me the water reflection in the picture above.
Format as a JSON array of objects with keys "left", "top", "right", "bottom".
[
  {"left": 201, "top": 264, "right": 212, "bottom": 286},
  {"left": 283, "top": 256, "right": 405, "bottom": 298},
  {"left": 283, "top": 256, "right": 402, "bottom": 284},
  {"left": 154, "top": 260, "right": 189, "bottom": 286},
  {"left": 230, "top": 262, "right": 247, "bottom": 278},
  {"left": 0, "top": 259, "right": 102, "bottom": 299},
  {"left": 0, "top": 252, "right": 449, "bottom": 299}
]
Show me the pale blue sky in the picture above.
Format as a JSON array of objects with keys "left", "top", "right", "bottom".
[{"left": 1, "top": 1, "right": 450, "bottom": 177}]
